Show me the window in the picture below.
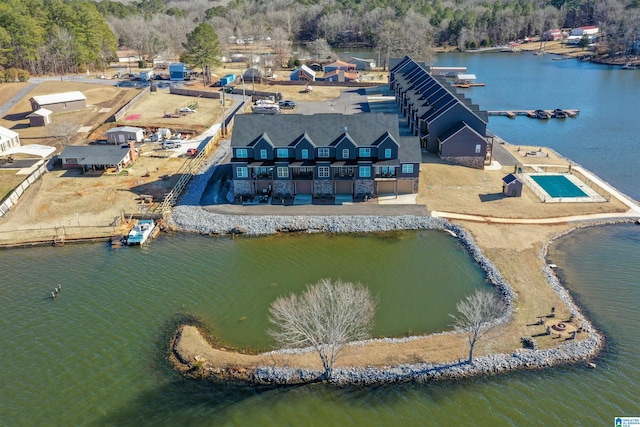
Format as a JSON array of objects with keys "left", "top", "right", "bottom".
[
  {"left": 277, "top": 148, "right": 288, "bottom": 158},
  {"left": 359, "top": 147, "right": 371, "bottom": 157},
  {"left": 301, "top": 149, "right": 309, "bottom": 159},
  {"left": 402, "top": 164, "right": 414, "bottom": 174},
  {"left": 236, "top": 148, "right": 248, "bottom": 158},
  {"left": 384, "top": 148, "right": 392, "bottom": 158},
  {"left": 342, "top": 149, "right": 350, "bottom": 159},
  {"left": 359, "top": 166, "right": 371, "bottom": 178},
  {"left": 318, "top": 166, "right": 330, "bottom": 178},
  {"left": 277, "top": 167, "right": 289, "bottom": 178},
  {"left": 318, "top": 148, "right": 330, "bottom": 158},
  {"left": 475, "top": 144, "right": 482, "bottom": 154},
  {"left": 260, "top": 149, "right": 268, "bottom": 159},
  {"left": 236, "top": 167, "right": 248, "bottom": 178}
]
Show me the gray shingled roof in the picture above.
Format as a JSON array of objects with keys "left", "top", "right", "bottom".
[
  {"left": 232, "top": 113, "right": 421, "bottom": 164},
  {"left": 233, "top": 113, "right": 400, "bottom": 149},
  {"left": 59, "top": 145, "right": 130, "bottom": 165}
]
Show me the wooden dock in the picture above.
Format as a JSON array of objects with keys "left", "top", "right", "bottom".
[{"left": 487, "top": 109, "right": 580, "bottom": 119}]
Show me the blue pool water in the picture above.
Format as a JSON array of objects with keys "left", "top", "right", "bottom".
[{"left": 530, "top": 174, "right": 587, "bottom": 198}]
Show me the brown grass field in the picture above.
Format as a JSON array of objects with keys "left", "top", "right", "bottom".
[
  {"left": 417, "top": 150, "right": 627, "bottom": 218},
  {"left": 0, "top": 81, "right": 139, "bottom": 147},
  {"left": 0, "top": 82, "right": 29, "bottom": 107},
  {"left": 114, "top": 89, "right": 227, "bottom": 132}
]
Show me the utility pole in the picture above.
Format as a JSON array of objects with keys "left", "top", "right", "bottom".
[{"left": 221, "top": 90, "right": 226, "bottom": 137}]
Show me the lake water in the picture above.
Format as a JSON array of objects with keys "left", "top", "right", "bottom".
[{"left": 2, "top": 53, "right": 640, "bottom": 426}]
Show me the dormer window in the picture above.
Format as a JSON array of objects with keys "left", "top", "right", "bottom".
[
  {"left": 318, "top": 148, "right": 330, "bottom": 158},
  {"left": 342, "top": 149, "right": 349, "bottom": 159},
  {"left": 359, "top": 147, "right": 371, "bottom": 157},
  {"left": 384, "top": 148, "right": 392, "bottom": 158}
]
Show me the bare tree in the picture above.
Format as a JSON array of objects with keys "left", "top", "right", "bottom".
[
  {"left": 306, "top": 38, "right": 333, "bottom": 59},
  {"left": 268, "top": 279, "right": 377, "bottom": 380},
  {"left": 450, "top": 289, "right": 507, "bottom": 365}
]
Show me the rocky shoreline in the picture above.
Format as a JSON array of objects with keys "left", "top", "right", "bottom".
[{"left": 167, "top": 147, "right": 611, "bottom": 386}]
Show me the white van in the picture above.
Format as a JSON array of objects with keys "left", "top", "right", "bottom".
[{"left": 162, "top": 141, "right": 181, "bottom": 149}]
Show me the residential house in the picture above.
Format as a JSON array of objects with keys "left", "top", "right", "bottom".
[
  {"left": 0, "top": 126, "right": 20, "bottom": 153},
  {"left": 106, "top": 126, "right": 144, "bottom": 144},
  {"left": 26, "top": 108, "right": 52, "bottom": 127},
  {"left": 290, "top": 65, "right": 316, "bottom": 81},
  {"left": 230, "top": 113, "right": 420, "bottom": 200},
  {"left": 58, "top": 144, "right": 138, "bottom": 172},
  {"left": 350, "top": 57, "right": 376, "bottom": 70},
  {"left": 389, "top": 56, "right": 491, "bottom": 169},
  {"left": 542, "top": 29, "right": 563, "bottom": 41},
  {"left": 567, "top": 26, "right": 599, "bottom": 45},
  {"left": 321, "top": 70, "right": 358, "bottom": 82},
  {"left": 244, "top": 66, "right": 265, "bottom": 80},
  {"left": 323, "top": 60, "right": 356, "bottom": 73},
  {"left": 29, "top": 91, "right": 86, "bottom": 113}
]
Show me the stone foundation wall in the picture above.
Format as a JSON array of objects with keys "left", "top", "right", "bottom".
[
  {"left": 441, "top": 156, "right": 485, "bottom": 169},
  {"left": 355, "top": 180, "right": 375, "bottom": 195},
  {"left": 273, "top": 180, "right": 293, "bottom": 196},
  {"left": 314, "top": 180, "right": 333, "bottom": 195},
  {"left": 233, "top": 180, "right": 251, "bottom": 197}
]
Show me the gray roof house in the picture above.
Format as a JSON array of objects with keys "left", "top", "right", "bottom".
[
  {"left": 59, "top": 144, "right": 137, "bottom": 172},
  {"left": 389, "top": 56, "right": 492, "bottom": 169},
  {"left": 230, "top": 113, "right": 421, "bottom": 202},
  {"left": 350, "top": 56, "right": 376, "bottom": 70}
]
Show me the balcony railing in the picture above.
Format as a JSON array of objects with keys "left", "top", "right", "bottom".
[
  {"left": 375, "top": 173, "right": 396, "bottom": 179},
  {"left": 252, "top": 173, "right": 273, "bottom": 180},
  {"left": 292, "top": 171, "right": 313, "bottom": 180}
]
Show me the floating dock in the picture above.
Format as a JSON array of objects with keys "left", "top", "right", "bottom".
[{"left": 487, "top": 109, "right": 579, "bottom": 119}]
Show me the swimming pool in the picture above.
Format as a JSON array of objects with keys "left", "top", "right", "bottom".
[{"left": 530, "top": 174, "right": 588, "bottom": 198}]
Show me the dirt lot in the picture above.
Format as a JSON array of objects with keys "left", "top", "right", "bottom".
[
  {"left": 0, "top": 81, "right": 139, "bottom": 148},
  {"left": 0, "top": 151, "right": 194, "bottom": 243},
  {"left": 114, "top": 89, "right": 225, "bottom": 134}
]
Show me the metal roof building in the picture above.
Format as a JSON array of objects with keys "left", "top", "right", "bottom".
[{"left": 29, "top": 91, "right": 86, "bottom": 113}]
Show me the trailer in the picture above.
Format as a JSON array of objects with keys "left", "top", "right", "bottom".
[
  {"left": 139, "top": 69, "right": 154, "bottom": 81},
  {"left": 220, "top": 74, "right": 236, "bottom": 86}
]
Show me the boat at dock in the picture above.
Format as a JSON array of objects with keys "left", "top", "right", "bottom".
[{"left": 126, "top": 219, "right": 156, "bottom": 246}]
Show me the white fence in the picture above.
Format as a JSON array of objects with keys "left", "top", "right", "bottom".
[{"left": 0, "top": 160, "right": 49, "bottom": 217}]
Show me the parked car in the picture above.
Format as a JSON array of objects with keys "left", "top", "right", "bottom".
[
  {"left": 278, "top": 100, "right": 297, "bottom": 110},
  {"left": 161, "top": 141, "right": 181, "bottom": 149},
  {"left": 186, "top": 148, "right": 198, "bottom": 156},
  {"left": 179, "top": 107, "right": 196, "bottom": 113}
]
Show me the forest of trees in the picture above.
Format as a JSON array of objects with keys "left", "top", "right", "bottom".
[{"left": 1, "top": 0, "right": 639, "bottom": 77}]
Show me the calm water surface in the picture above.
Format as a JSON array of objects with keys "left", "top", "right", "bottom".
[{"left": 2, "top": 53, "right": 640, "bottom": 426}]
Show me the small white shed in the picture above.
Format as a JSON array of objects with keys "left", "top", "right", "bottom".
[{"left": 106, "top": 126, "right": 144, "bottom": 144}]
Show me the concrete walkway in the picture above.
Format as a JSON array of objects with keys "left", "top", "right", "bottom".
[{"left": 0, "top": 82, "right": 37, "bottom": 118}]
